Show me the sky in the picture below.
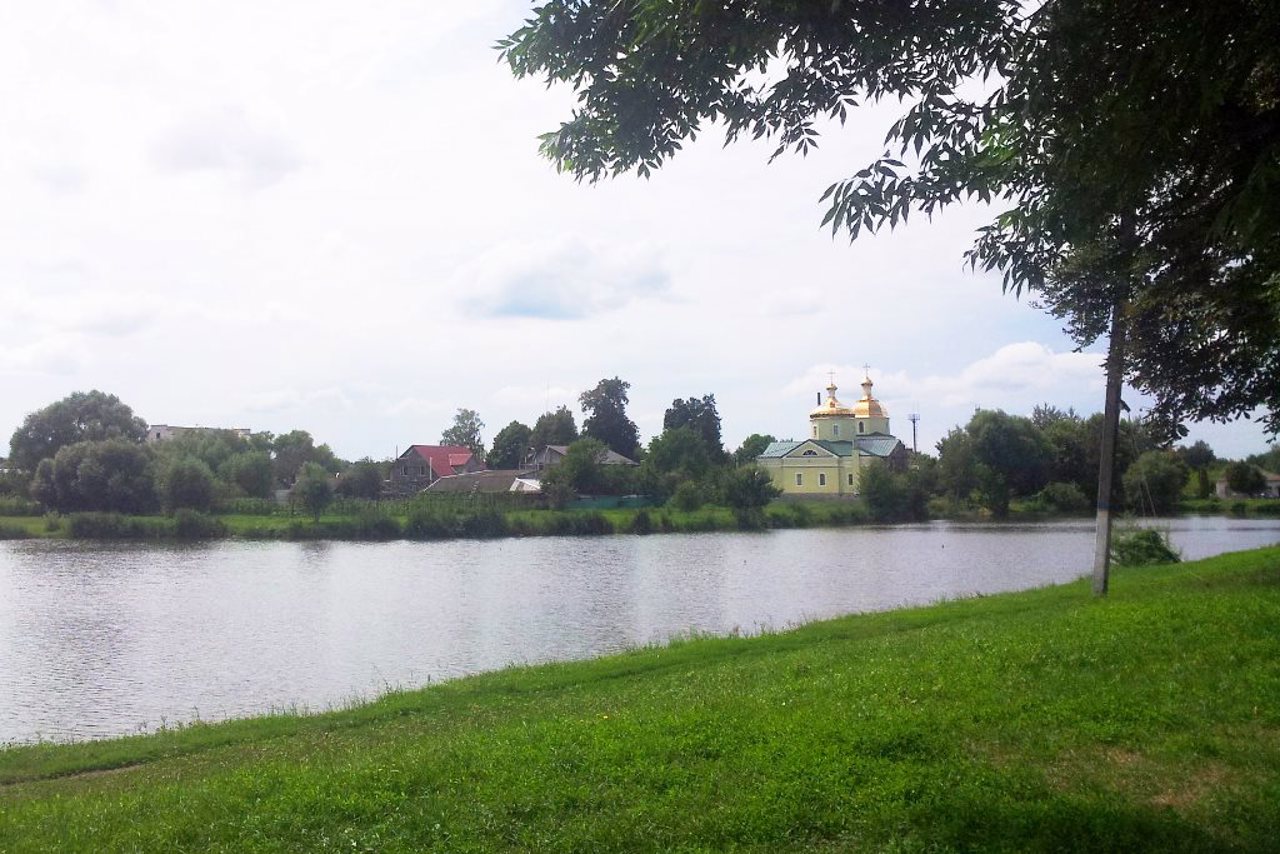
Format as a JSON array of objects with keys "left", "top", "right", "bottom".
[{"left": 2, "top": 1, "right": 1272, "bottom": 462}]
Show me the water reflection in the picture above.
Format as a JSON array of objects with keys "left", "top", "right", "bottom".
[{"left": 0, "top": 517, "right": 1276, "bottom": 744}]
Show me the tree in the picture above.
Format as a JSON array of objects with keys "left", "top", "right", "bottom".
[
  {"left": 935, "top": 428, "right": 979, "bottom": 503},
  {"left": 529, "top": 406, "right": 578, "bottom": 451},
  {"left": 663, "top": 395, "right": 724, "bottom": 460},
  {"left": 156, "top": 456, "right": 216, "bottom": 513},
  {"left": 733, "top": 433, "right": 776, "bottom": 466},
  {"left": 501, "top": 2, "right": 1280, "bottom": 434},
  {"left": 1178, "top": 440, "right": 1217, "bottom": 473},
  {"left": 292, "top": 462, "right": 333, "bottom": 521},
  {"left": 722, "top": 466, "right": 781, "bottom": 510},
  {"left": 272, "top": 430, "right": 323, "bottom": 487},
  {"left": 336, "top": 458, "right": 386, "bottom": 501},
  {"left": 646, "top": 426, "right": 714, "bottom": 480},
  {"left": 964, "top": 410, "right": 1053, "bottom": 518},
  {"left": 1178, "top": 440, "right": 1218, "bottom": 500},
  {"left": 441, "top": 408, "right": 485, "bottom": 457},
  {"left": 487, "top": 420, "right": 533, "bottom": 469},
  {"left": 1031, "top": 406, "right": 1093, "bottom": 496},
  {"left": 9, "top": 390, "right": 148, "bottom": 474},
  {"left": 219, "top": 451, "right": 275, "bottom": 499},
  {"left": 539, "top": 437, "right": 608, "bottom": 502},
  {"left": 1225, "top": 461, "right": 1267, "bottom": 497},
  {"left": 31, "top": 439, "right": 157, "bottom": 514},
  {"left": 579, "top": 377, "right": 640, "bottom": 458},
  {"left": 1123, "top": 451, "right": 1189, "bottom": 516},
  {"left": 155, "top": 429, "right": 249, "bottom": 474},
  {"left": 1246, "top": 447, "right": 1280, "bottom": 474},
  {"left": 859, "top": 464, "right": 929, "bottom": 523}
]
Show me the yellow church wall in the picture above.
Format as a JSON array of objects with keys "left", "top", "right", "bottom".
[{"left": 760, "top": 455, "right": 862, "bottom": 496}]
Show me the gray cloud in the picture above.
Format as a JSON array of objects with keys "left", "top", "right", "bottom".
[
  {"left": 32, "top": 163, "right": 89, "bottom": 195},
  {"left": 462, "top": 239, "right": 671, "bottom": 320},
  {"left": 150, "top": 109, "right": 300, "bottom": 189}
]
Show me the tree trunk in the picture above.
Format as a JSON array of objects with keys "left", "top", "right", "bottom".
[{"left": 1091, "top": 301, "right": 1127, "bottom": 596}]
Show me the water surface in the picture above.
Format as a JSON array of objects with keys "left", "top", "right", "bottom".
[{"left": 1, "top": 516, "right": 1275, "bottom": 744}]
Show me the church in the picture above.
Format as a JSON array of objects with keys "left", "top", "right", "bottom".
[{"left": 757, "top": 373, "right": 908, "bottom": 497}]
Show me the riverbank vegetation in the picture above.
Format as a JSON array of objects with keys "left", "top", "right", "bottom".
[
  {"left": 2, "top": 390, "right": 1277, "bottom": 544},
  {"left": 3, "top": 546, "right": 1278, "bottom": 851}
]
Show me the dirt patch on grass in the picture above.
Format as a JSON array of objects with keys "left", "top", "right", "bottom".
[
  {"left": 1040, "top": 744, "right": 1243, "bottom": 813},
  {"left": 1149, "top": 763, "right": 1231, "bottom": 809}
]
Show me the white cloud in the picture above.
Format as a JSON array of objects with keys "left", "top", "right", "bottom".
[
  {"left": 904, "top": 342, "right": 1104, "bottom": 408},
  {"left": 245, "top": 387, "right": 354, "bottom": 415},
  {"left": 150, "top": 109, "right": 300, "bottom": 189},
  {"left": 491, "top": 384, "right": 579, "bottom": 413},
  {"left": 458, "top": 237, "right": 672, "bottom": 320},
  {"left": 32, "top": 163, "right": 89, "bottom": 195},
  {"left": 0, "top": 336, "right": 85, "bottom": 376}
]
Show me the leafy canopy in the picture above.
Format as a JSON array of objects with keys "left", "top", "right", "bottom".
[
  {"left": 580, "top": 377, "right": 640, "bottom": 458},
  {"left": 487, "top": 420, "right": 533, "bottom": 469},
  {"left": 442, "top": 408, "right": 486, "bottom": 458},
  {"left": 9, "top": 390, "right": 148, "bottom": 473},
  {"left": 502, "top": 2, "right": 1280, "bottom": 433}
]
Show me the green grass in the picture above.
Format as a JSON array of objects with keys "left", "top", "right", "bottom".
[
  {"left": 1181, "top": 497, "right": 1280, "bottom": 517},
  {"left": 3, "top": 548, "right": 1279, "bottom": 851}
]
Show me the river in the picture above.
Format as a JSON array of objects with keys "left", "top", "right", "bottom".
[{"left": 1, "top": 516, "right": 1276, "bottom": 745}]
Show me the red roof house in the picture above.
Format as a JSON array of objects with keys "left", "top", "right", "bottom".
[{"left": 389, "top": 445, "right": 484, "bottom": 493}]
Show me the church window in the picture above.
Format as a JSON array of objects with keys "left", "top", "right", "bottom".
[
  {"left": 833, "top": 423, "right": 840, "bottom": 437},
  {"left": 795, "top": 473, "right": 803, "bottom": 486},
  {"left": 801, "top": 450, "right": 817, "bottom": 456},
  {"left": 858, "top": 422, "right": 865, "bottom": 434},
  {"left": 848, "top": 473, "right": 854, "bottom": 486},
  {"left": 812, "top": 424, "right": 818, "bottom": 437},
  {"left": 819, "top": 473, "right": 827, "bottom": 486}
]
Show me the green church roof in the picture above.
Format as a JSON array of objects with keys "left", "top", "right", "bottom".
[{"left": 758, "top": 435, "right": 903, "bottom": 460}]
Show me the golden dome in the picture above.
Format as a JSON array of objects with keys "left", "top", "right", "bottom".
[
  {"left": 809, "top": 381, "right": 855, "bottom": 418},
  {"left": 854, "top": 376, "right": 888, "bottom": 418}
]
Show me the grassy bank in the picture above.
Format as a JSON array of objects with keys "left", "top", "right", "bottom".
[
  {"left": 4, "top": 497, "right": 1274, "bottom": 544},
  {"left": 0, "top": 499, "right": 877, "bottom": 543},
  {"left": 3, "top": 548, "right": 1279, "bottom": 851}
]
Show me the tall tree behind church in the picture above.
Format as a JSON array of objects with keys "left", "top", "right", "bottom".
[{"left": 580, "top": 377, "right": 640, "bottom": 459}]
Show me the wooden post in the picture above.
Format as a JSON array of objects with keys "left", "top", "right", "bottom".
[{"left": 1091, "top": 301, "right": 1127, "bottom": 596}]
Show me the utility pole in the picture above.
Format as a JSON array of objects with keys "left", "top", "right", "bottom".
[
  {"left": 908, "top": 412, "right": 920, "bottom": 454},
  {"left": 1091, "top": 300, "right": 1128, "bottom": 596}
]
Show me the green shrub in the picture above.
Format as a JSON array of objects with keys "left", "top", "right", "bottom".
[
  {"left": 352, "top": 508, "right": 402, "bottom": 540},
  {"left": 733, "top": 507, "right": 768, "bottom": 530},
  {"left": 569, "top": 511, "right": 612, "bottom": 535},
  {"left": 0, "top": 523, "right": 30, "bottom": 540},
  {"left": 404, "top": 506, "right": 460, "bottom": 540},
  {"left": 67, "top": 512, "right": 173, "bottom": 540},
  {"left": 628, "top": 509, "right": 654, "bottom": 534},
  {"left": 667, "top": 481, "right": 704, "bottom": 512},
  {"left": 1035, "top": 481, "right": 1091, "bottom": 514},
  {"left": 1111, "top": 529, "right": 1181, "bottom": 566},
  {"left": 173, "top": 510, "right": 227, "bottom": 540},
  {"left": 1230, "top": 501, "right": 1249, "bottom": 517},
  {"left": 42, "top": 511, "right": 62, "bottom": 533},
  {"left": 459, "top": 509, "right": 508, "bottom": 539}
]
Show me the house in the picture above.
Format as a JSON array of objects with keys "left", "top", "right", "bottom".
[
  {"left": 532, "top": 444, "right": 639, "bottom": 470},
  {"left": 423, "top": 469, "right": 541, "bottom": 495},
  {"left": 757, "top": 373, "right": 908, "bottom": 497},
  {"left": 389, "top": 445, "right": 485, "bottom": 494},
  {"left": 1216, "top": 469, "right": 1280, "bottom": 499}
]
